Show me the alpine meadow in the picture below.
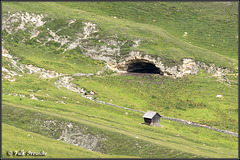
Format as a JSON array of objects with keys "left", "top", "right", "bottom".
[{"left": 1, "top": 2, "right": 238, "bottom": 158}]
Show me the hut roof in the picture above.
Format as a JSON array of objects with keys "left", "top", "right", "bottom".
[{"left": 142, "top": 111, "right": 161, "bottom": 119}]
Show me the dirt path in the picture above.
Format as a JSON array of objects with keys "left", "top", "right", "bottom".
[
  {"left": 54, "top": 73, "right": 238, "bottom": 138},
  {"left": 2, "top": 45, "right": 237, "bottom": 137},
  {"left": 5, "top": 102, "right": 236, "bottom": 158}
]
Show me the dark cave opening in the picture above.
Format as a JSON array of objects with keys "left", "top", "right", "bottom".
[{"left": 127, "top": 62, "right": 162, "bottom": 74}]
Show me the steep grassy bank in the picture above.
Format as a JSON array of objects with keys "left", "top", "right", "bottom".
[
  {"left": 2, "top": 101, "right": 237, "bottom": 158},
  {"left": 2, "top": 70, "right": 238, "bottom": 158},
  {"left": 2, "top": 2, "right": 238, "bottom": 70},
  {"left": 72, "top": 70, "right": 238, "bottom": 132},
  {"left": 2, "top": 1, "right": 238, "bottom": 158},
  {"left": 2, "top": 123, "right": 137, "bottom": 158},
  {"left": 61, "top": 2, "right": 238, "bottom": 60}
]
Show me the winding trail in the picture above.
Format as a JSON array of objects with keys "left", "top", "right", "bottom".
[
  {"left": 3, "top": 45, "right": 237, "bottom": 137},
  {"left": 54, "top": 73, "right": 238, "bottom": 138}
]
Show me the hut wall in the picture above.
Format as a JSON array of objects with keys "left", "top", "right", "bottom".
[{"left": 152, "top": 115, "right": 160, "bottom": 126}]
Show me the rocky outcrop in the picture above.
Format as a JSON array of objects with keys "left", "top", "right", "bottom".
[
  {"left": 2, "top": 12, "right": 234, "bottom": 80},
  {"left": 2, "top": 46, "right": 64, "bottom": 81},
  {"left": 54, "top": 76, "right": 95, "bottom": 100},
  {"left": 2, "top": 11, "right": 46, "bottom": 36},
  {"left": 197, "top": 61, "right": 232, "bottom": 83},
  {"left": 106, "top": 50, "right": 232, "bottom": 80},
  {"left": 39, "top": 120, "right": 104, "bottom": 152},
  {"left": 58, "top": 126, "right": 102, "bottom": 151},
  {"left": 105, "top": 50, "right": 229, "bottom": 79}
]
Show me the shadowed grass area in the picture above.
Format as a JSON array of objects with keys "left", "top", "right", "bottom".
[
  {"left": 2, "top": 123, "right": 138, "bottom": 158},
  {"left": 2, "top": 102, "right": 237, "bottom": 158},
  {"left": 2, "top": 1, "right": 238, "bottom": 158}
]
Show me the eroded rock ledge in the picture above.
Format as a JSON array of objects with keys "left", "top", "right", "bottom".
[
  {"left": 2, "top": 12, "right": 233, "bottom": 81},
  {"left": 104, "top": 51, "right": 231, "bottom": 80}
]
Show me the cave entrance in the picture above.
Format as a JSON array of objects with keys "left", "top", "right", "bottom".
[{"left": 127, "top": 62, "right": 161, "bottom": 74}]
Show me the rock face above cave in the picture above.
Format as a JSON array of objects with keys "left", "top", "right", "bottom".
[
  {"left": 2, "top": 12, "right": 232, "bottom": 79},
  {"left": 106, "top": 50, "right": 231, "bottom": 79},
  {"left": 105, "top": 50, "right": 198, "bottom": 78}
]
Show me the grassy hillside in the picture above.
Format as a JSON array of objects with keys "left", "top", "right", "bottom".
[
  {"left": 2, "top": 99, "right": 237, "bottom": 158},
  {"left": 2, "top": 2, "right": 238, "bottom": 70},
  {"left": 2, "top": 123, "right": 136, "bottom": 158},
  {"left": 2, "top": 1, "right": 238, "bottom": 159},
  {"left": 62, "top": 2, "right": 238, "bottom": 60},
  {"left": 72, "top": 70, "right": 238, "bottom": 132},
  {"left": 2, "top": 72, "right": 238, "bottom": 158},
  {"left": 4, "top": 2, "right": 238, "bottom": 61}
]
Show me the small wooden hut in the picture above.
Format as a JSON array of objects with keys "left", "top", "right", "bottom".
[{"left": 142, "top": 111, "right": 161, "bottom": 126}]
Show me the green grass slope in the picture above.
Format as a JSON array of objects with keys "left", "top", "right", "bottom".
[
  {"left": 62, "top": 2, "right": 238, "bottom": 60},
  {"left": 72, "top": 70, "right": 238, "bottom": 132},
  {"left": 2, "top": 123, "right": 137, "bottom": 158},
  {"left": 2, "top": 72, "right": 238, "bottom": 158},
  {"left": 2, "top": 2, "right": 238, "bottom": 70},
  {"left": 2, "top": 101, "right": 237, "bottom": 158},
  {"left": 2, "top": 1, "right": 238, "bottom": 159}
]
